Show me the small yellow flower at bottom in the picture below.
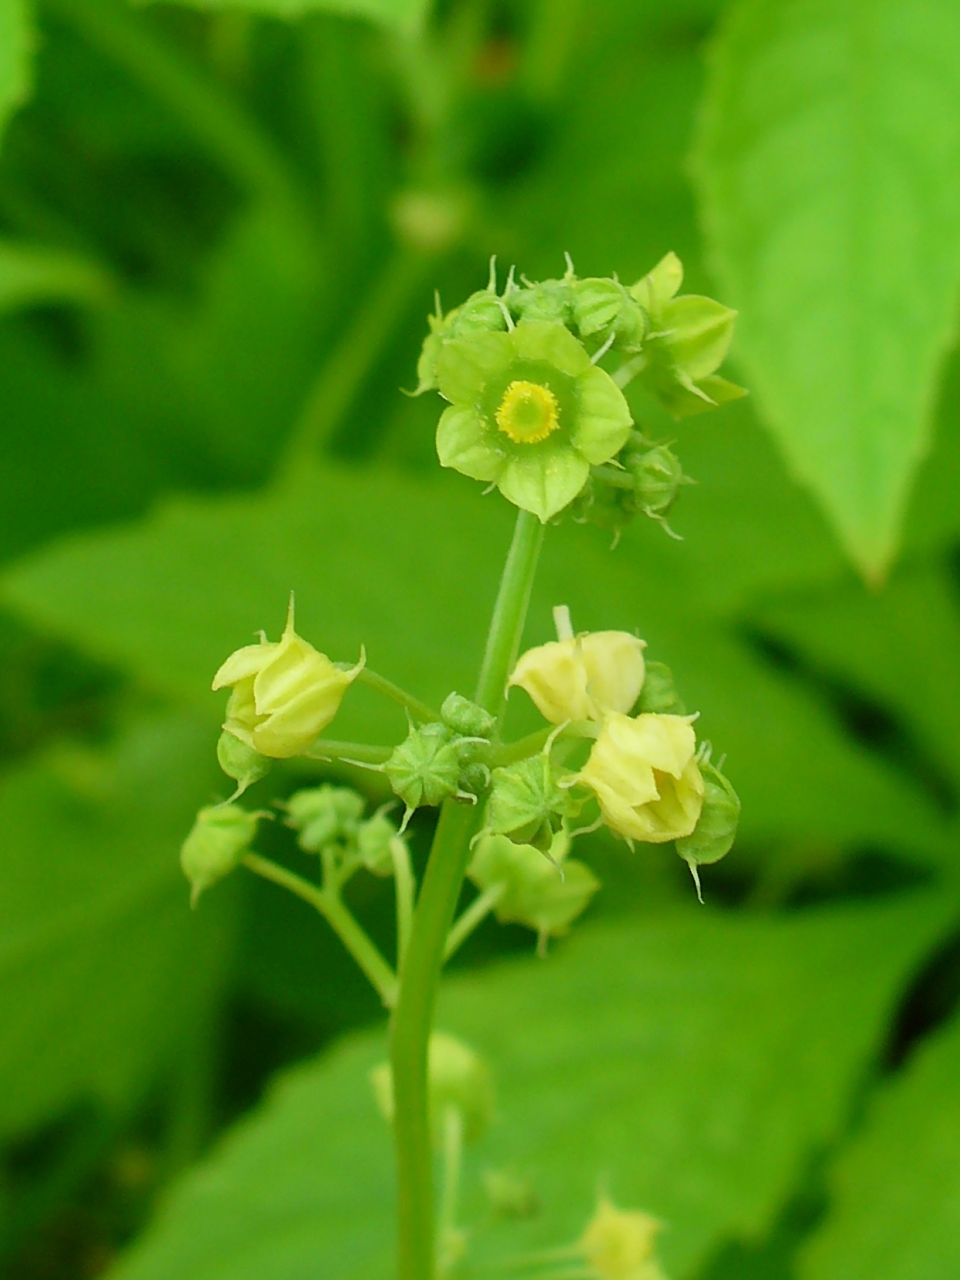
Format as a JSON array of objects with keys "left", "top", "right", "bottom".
[
  {"left": 578, "top": 712, "right": 704, "bottom": 843},
  {"left": 212, "top": 598, "right": 363, "bottom": 759},
  {"left": 579, "top": 1196, "right": 668, "bottom": 1280}
]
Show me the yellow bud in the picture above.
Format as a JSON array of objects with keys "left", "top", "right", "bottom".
[
  {"left": 578, "top": 713, "right": 704, "bottom": 843},
  {"left": 579, "top": 1196, "right": 667, "bottom": 1280},
  {"left": 508, "top": 607, "right": 645, "bottom": 724},
  {"left": 212, "top": 599, "right": 363, "bottom": 759}
]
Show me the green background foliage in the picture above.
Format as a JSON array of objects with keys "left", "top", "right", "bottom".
[{"left": 0, "top": 0, "right": 958, "bottom": 1277}]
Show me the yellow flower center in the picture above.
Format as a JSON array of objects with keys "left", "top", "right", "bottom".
[{"left": 495, "top": 380, "right": 560, "bottom": 444}]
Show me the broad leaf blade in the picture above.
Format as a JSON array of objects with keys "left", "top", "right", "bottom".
[
  {"left": 0, "top": 713, "right": 235, "bottom": 1138},
  {"left": 108, "top": 896, "right": 954, "bottom": 1280},
  {"left": 695, "top": 0, "right": 960, "bottom": 579},
  {"left": 798, "top": 1013, "right": 960, "bottom": 1280}
]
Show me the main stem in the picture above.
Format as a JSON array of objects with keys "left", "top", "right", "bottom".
[{"left": 389, "top": 509, "right": 545, "bottom": 1280}]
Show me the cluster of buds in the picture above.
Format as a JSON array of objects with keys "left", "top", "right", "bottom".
[
  {"left": 494, "top": 606, "right": 739, "bottom": 900},
  {"left": 415, "top": 254, "right": 744, "bottom": 524},
  {"left": 285, "top": 783, "right": 407, "bottom": 881}
]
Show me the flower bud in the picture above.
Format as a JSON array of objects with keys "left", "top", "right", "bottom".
[
  {"left": 441, "top": 691, "right": 496, "bottom": 739},
  {"left": 624, "top": 442, "right": 685, "bottom": 520},
  {"left": 370, "top": 1031, "right": 494, "bottom": 1145},
  {"left": 469, "top": 831, "right": 598, "bottom": 940},
  {"left": 286, "top": 784, "right": 364, "bottom": 853},
  {"left": 216, "top": 730, "right": 270, "bottom": 797},
  {"left": 357, "top": 811, "right": 402, "bottom": 877},
  {"left": 573, "top": 278, "right": 647, "bottom": 351},
  {"left": 384, "top": 722, "right": 462, "bottom": 814},
  {"left": 484, "top": 755, "right": 573, "bottom": 849},
  {"left": 629, "top": 252, "right": 746, "bottom": 419},
  {"left": 508, "top": 276, "right": 576, "bottom": 325},
  {"left": 635, "top": 662, "right": 685, "bottom": 716},
  {"left": 180, "top": 804, "right": 258, "bottom": 906},
  {"left": 212, "top": 600, "right": 363, "bottom": 759},
  {"left": 675, "top": 760, "right": 740, "bottom": 897},
  {"left": 578, "top": 1196, "right": 667, "bottom": 1280},
  {"left": 509, "top": 625, "right": 645, "bottom": 724},
  {"left": 578, "top": 713, "right": 704, "bottom": 844},
  {"left": 415, "top": 284, "right": 508, "bottom": 394}
]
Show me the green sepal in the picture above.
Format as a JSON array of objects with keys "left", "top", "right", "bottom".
[
  {"left": 216, "top": 730, "right": 270, "bottom": 797},
  {"left": 180, "top": 803, "right": 259, "bottom": 907},
  {"left": 384, "top": 722, "right": 461, "bottom": 811},
  {"left": 675, "top": 760, "right": 740, "bottom": 868},
  {"left": 636, "top": 661, "right": 686, "bottom": 717}
]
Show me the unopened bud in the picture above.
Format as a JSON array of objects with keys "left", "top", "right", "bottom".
[
  {"left": 357, "top": 811, "right": 401, "bottom": 877},
  {"left": 578, "top": 1195, "right": 667, "bottom": 1280},
  {"left": 286, "top": 784, "right": 364, "bottom": 853},
  {"left": 636, "top": 662, "right": 685, "bottom": 716},
  {"left": 469, "top": 831, "right": 598, "bottom": 940},
  {"left": 675, "top": 760, "right": 740, "bottom": 898},
  {"left": 384, "top": 722, "right": 461, "bottom": 814},
  {"left": 181, "top": 804, "right": 258, "bottom": 906},
  {"left": 217, "top": 730, "right": 270, "bottom": 797},
  {"left": 573, "top": 278, "right": 646, "bottom": 351},
  {"left": 370, "top": 1031, "right": 494, "bottom": 1144},
  {"left": 509, "top": 276, "right": 576, "bottom": 325},
  {"left": 485, "top": 755, "right": 573, "bottom": 849},
  {"left": 441, "top": 691, "right": 496, "bottom": 739},
  {"left": 625, "top": 443, "right": 685, "bottom": 519}
]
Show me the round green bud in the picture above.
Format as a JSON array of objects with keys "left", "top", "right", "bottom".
[
  {"left": 485, "top": 755, "right": 572, "bottom": 849},
  {"left": 441, "top": 691, "right": 496, "bottom": 739},
  {"left": 625, "top": 442, "right": 685, "bottom": 519},
  {"left": 217, "top": 730, "right": 270, "bottom": 797},
  {"left": 370, "top": 1031, "right": 495, "bottom": 1145},
  {"left": 384, "top": 723, "right": 461, "bottom": 811},
  {"left": 415, "top": 288, "right": 507, "bottom": 394},
  {"left": 573, "top": 278, "right": 646, "bottom": 351},
  {"left": 675, "top": 761, "right": 740, "bottom": 869},
  {"left": 636, "top": 661, "right": 686, "bottom": 716},
  {"left": 508, "top": 277, "right": 576, "bottom": 325},
  {"left": 357, "top": 811, "right": 400, "bottom": 877},
  {"left": 469, "top": 831, "right": 598, "bottom": 940},
  {"left": 181, "top": 804, "right": 258, "bottom": 906},
  {"left": 286, "top": 784, "right": 364, "bottom": 854}
]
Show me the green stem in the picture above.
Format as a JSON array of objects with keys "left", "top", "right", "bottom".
[
  {"left": 391, "top": 835, "right": 417, "bottom": 969},
  {"left": 355, "top": 667, "right": 442, "bottom": 725},
  {"left": 436, "top": 1106, "right": 464, "bottom": 1278},
  {"left": 49, "top": 0, "right": 309, "bottom": 229},
  {"left": 243, "top": 853, "right": 398, "bottom": 1006},
  {"left": 390, "top": 508, "right": 546, "bottom": 1280},
  {"left": 278, "top": 248, "right": 434, "bottom": 477},
  {"left": 304, "top": 739, "right": 393, "bottom": 765},
  {"left": 475, "top": 510, "right": 546, "bottom": 720},
  {"left": 443, "top": 883, "right": 504, "bottom": 962}
]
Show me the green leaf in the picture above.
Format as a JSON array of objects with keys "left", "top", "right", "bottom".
[
  {"left": 150, "top": 0, "right": 429, "bottom": 32},
  {"left": 0, "top": 465, "right": 945, "bottom": 860},
  {"left": 798, "top": 1013, "right": 960, "bottom": 1280},
  {"left": 694, "top": 0, "right": 960, "bottom": 580},
  {"left": 0, "top": 0, "right": 31, "bottom": 146},
  {"left": 0, "top": 240, "right": 111, "bottom": 315},
  {"left": 109, "top": 895, "right": 953, "bottom": 1280},
  {"left": 0, "top": 712, "right": 236, "bottom": 1138}
]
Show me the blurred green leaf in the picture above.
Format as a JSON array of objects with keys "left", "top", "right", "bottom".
[
  {"left": 798, "top": 1012, "right": 960, "bottom": 1280},
  {"left": 695, "top": 0, "right": 960, "bottom": 580},
  {"left": 0, "top": 0, "right": 31, "bottom": 145},
  {"left": 755, "top": 561, "right": 960, "bottom": 806},
  {"left": 0, "top": 466, "right": 946, "bottom": 859},
  {"left": 0, "top": 712, "right": 236, "bottom": 1139},
  {"left": 0, "top": 239, "right": 110, "bottom": 314},
  {"left": 109, "top": 895, "right": 953, "bottom": 1280},
  {"left": 151, "top": 0, "right": 429, "bottom": 32}
]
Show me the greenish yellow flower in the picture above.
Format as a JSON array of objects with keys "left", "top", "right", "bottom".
[
  {"left": 435, "top": 319, "right": 633, "bottom": 521},
  {"left": 578, "top": 1196, "right": 668, "bottom": 1280},
  {"left": 578, "top": 712, "right": 704, "bottom": 844},
  {"left": 509, "top": 614, "right": 646, "bottom": 724},
  {"left": 212, "top": 601, "right": 363, "bottom": 759}
]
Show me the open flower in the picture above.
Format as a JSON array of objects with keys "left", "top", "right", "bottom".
[
  {"left": 435, "top": 319, "right": 633, "bottom": 521},
  {"left": 578, "top": 712, "right": 704, "bottom": 843},
  {"left": 212, "top": 601, "right": 363, "bottom": 759},
  {"left": 578, "top": 1196, "right": 667, "bottom": 1280}
]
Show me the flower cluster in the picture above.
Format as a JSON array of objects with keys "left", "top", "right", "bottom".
[
  {"left": 417, "top": 255, "right": 744, "bottom": 525},
  {"left": 498, "top": 605, "right": 739, "bottom": 897}
]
